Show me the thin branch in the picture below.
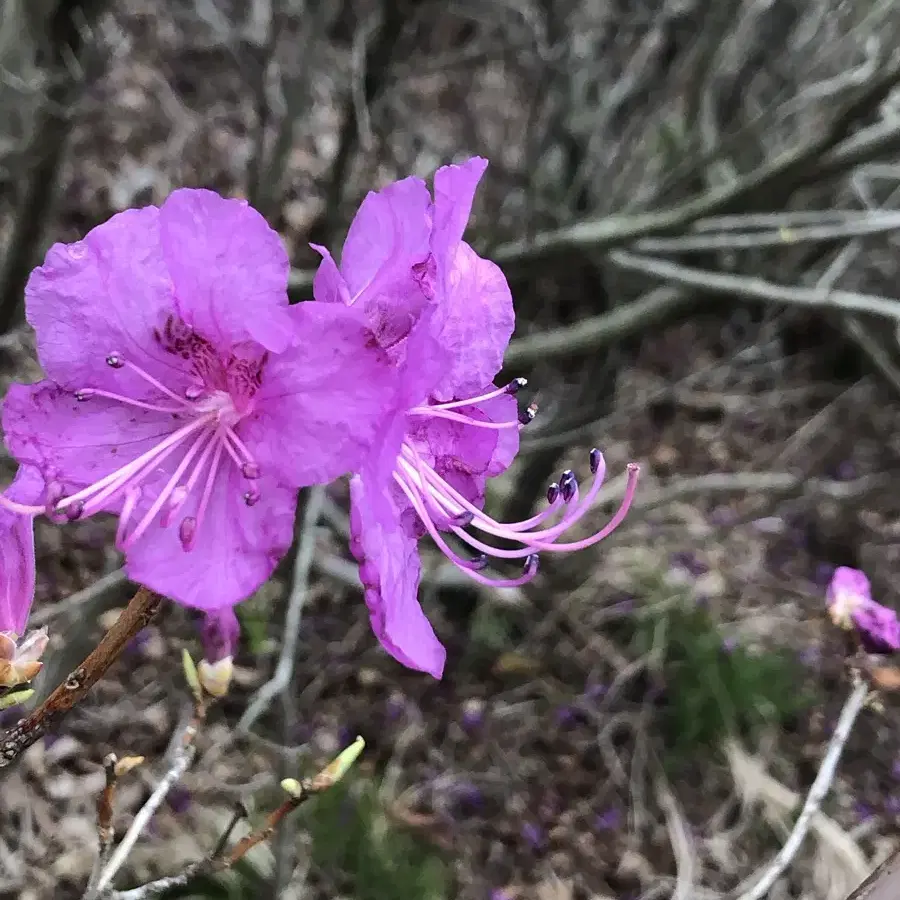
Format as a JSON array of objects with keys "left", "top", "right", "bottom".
[
  {"left": 609, "top": 250, "right": 900, "bottom": 321},
  {"left": 634, "top": 212, "right": 900, "bottom": 253},
  {"left": 0, "top": 587, "right": 163, "bottom": 771},
  {"left": 736, "top": 678, "right": 869, "bottom": 900},
  {"left": 843, "top": 846, "right": 900, "bottom": 900},
  {"left": 93, "top": 705, "right": 204, "bottom": 894},
  {"left": 237, "top": 486, "right": 325, "bottom": 733},
  {"left": 84, "top": 753, "right": 120, "bottom": 898}
]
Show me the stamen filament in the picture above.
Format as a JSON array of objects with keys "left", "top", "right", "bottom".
[
  {"left": 407, "top": 407, "right": 521, "bottom": 430},
  {"left": 427, "top": 380, "right": 524, "bottom": 411},
  {"left": 75, "top": 388, "right": 186, "bottom": 414},
  {"left": 118, "top": 429, "right": 216, "bottom": 549},
  {"left": 118, "top": 357, "right": 193, "bottom": 408}
]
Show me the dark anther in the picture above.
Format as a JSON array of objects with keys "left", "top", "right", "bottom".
[
  {"left": 467, "top": 554, "right": 489, "bottom": 571},
  {"left": 240, "top": 462, "right": 260, "bottom": 479},
  {"left": 547, "top": 482, "right": 560, "bottom": 504},
  {"left": 243, "top": 489, "right": 261, "bottom": 507},
  {"left": 105, "top": 354, "right": 124, "bottom": 369},
  {"left": 74, "top": 390, "right": 88, "bottom": 402},
  {"left": 560, "top": 470, "right": 577, "bottom": 502},
  {"left": 506, "top": 377, "right": 528, "bottom": 394},
  {"left": 451, "top": 511, "right": 474, "bottom": 528},
  {"left": 523, "top": 554, "right": 540, "bottom": 576},
  {"left": 518, "top": 402, "right": 538, "bottom": 425},
  {"left": 589, "top": 448, "right": 602, "bottom": 474}
]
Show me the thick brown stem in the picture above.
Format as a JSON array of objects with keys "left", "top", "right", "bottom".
[{"left": 0, "top": 587, "right": 163, "bottom": 769}]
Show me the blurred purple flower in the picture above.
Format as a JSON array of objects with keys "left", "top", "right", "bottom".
[
  {"left": 521, "top": 822, "right": 545, "bottom": 849},
  {"left": 814, "top": 562, "right": 836, "bottom": 587},
  {"left": 827, "top": 566, "right": 900, "bottom": 651},
  {"left": 594, "top": 807, "right": 622, "bottom": 831},
  {"left": 167, "top": 785, "right": 192, "bottom": 815}
]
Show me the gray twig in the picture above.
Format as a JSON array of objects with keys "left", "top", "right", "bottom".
[
  {"left": 736, "top": 678, "right": 869, "bottom": 900},
  {"left": 237, "top": 486, "right": 325, "bottom": 733}
]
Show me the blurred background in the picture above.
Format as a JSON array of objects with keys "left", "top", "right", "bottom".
[{"left": 3, "top": 0, "right": 900, "bottom": 898}]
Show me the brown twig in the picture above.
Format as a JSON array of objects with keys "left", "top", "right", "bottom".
[{"left": 0, "top": 587, "right": 163, "bottom": 770}]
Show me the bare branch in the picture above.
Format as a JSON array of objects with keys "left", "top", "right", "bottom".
[{"left": 737, "top": 678, "right": 869, "bottom": 900}]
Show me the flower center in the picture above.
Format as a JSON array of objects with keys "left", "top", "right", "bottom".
[
  {"left": 1, "top": 348, "right": 266, "bottom": 553},
  {"left": 392, "top": 379, "right": 640, "bottom": 588}
]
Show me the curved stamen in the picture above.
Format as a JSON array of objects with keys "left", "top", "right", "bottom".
[
  {"left": 400, "top": 445, "right": 604, "bottom": 542},
  {"left": 399, "top": 442, "right": 569, "bottom": 532},
  {"left": 222, "top": 427, "right": 260, "bottom": 475},
  {"left": 393, "top": 473, "right": 540, "bottom": 588},
  {"left": 109, "top": 354, "right": 193, "bottom": 408},
  {"left": 427, "top": 379, "right": 526, "bottom": 411},
  {"left": 407, "top": 407, "right": 521, "bottom": 430},
  {"left": 74, "top": 388, "right": 186, "bottom": 415}
]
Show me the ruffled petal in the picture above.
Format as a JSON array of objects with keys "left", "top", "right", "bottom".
[
  {"left": 242, "top": 302, "right": 400, "bottom": 487},
  {"left": 125, "top": 467, "right": 295, "bottom": 610},
  {"left": 340, "top": 176, "right": 432, "bottom": 301},
  {"left": 24, "top": 206, "right": 191, "bottom": 400},
  {"left": 349, "top": 473, "right": 445, "bottom": 678},
  {"left": 430, "top": 242, "right": 515, "bottom": 401},
  {"left": 431, "top": 157, "right": 487, "bottom": 263},
  {"left": 0, "top": 467, "right": 42, "bottom": 635},
  {"left": 2, "top": 381, "right": 184, "bottom": 498},
  {"left": 159, "top": 189, "right": 295, "bottom": 354},
  {"left": 310, "top": 244, "right": 352, "bottom": 305}
]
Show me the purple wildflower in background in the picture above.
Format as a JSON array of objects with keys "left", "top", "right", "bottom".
[
  {"left": 314, "top": 158, "right": 639, "bottom": 678},
  {"left": 826, "top": 566, "right": 900, "bottom": 651},
  {"left": 0, "top": 189, "right": 398, "bottom": 611}
]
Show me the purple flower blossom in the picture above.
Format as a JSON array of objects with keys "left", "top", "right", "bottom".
[
  {"left": 314, "top": 158, "right": 640, "bottom": 678},
  {"left": 521, "top": 822, "right": 545, "bottom": 849},
  {"left": 827, "top": 566, "right": 900, "bottom": 652},
  {"left": 1, "top": 190, "right": 397, "bottom": 610}
]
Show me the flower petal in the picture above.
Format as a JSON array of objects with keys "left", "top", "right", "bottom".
[
  {"left": 243, "top": 302, "right": 400, "bottom": 487},
  {"left": 2, "top": 381, "right": 182, "bottom": 497},
  {"left": 339, "top": 176, "right": 432, "bottom": 301},
  {"left": 159, "top": 189, "right": 295, "bottom": 354},
  {"left": 24, "top": 206, "right": 191, "bottom": 399},
  {"left": 125, "top": 468, "right": 295, "bottom": 610},
  {"left": 431, "top": 242, "right": 515, "bottom": 401},
  {"left": 431, "top": 157, "right": 488, "bottom": 262},
  {"left": 0, "top": 466, "right": 42, "bottom": 635},
  {"left": 350, "top": 474, "right": 446, "bottom": 678},
  {"left": 310, "top": 244, "right": 352, "bottom": 305}
]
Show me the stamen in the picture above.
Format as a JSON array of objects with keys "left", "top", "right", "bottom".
[
  {"left": 61, "top": 414, "right": 215, "bottom": 516},
  {"left": 547, "top": 482, "right": 560, "bottom": 504},
  {"left": 428, "top": 379, "right": 527, "bottom": 411},
  {"left": 560, "top": 470, "right": 577, "bottom": 503},
  {"left": 518, "top": 402, "right": 538, "bottom": 425},
  {"left": 118, "top": 429, "right": 216, "bottom": 550},
  {"left": 106, "top": 352, "right": 193, "bottom": 408},
  {"left": 240, "top": 462, "right": 260, "bottom": 480},
  {"left": 73, "top": 388, "right": 186, "bottom": 415},
  {"left": 116, "top": 487, "right": 142, "bottom": 549},
  {"left": 223, "top": 428, "right": 259, "bottom": 474},
  {"left": 160, "top": 486, "right": 189, "bottom": 527},
  {"left": 407, "top": 407, "right": 521, "bottom": 430},
  {"left": 192, "top": 438, "right": 225, "bottom": 539},
  {"left": 243, "top": 488, "right": 260, "bottom": 507}
]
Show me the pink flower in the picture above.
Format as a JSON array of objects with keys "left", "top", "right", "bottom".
[
  {"left": 314, "top": 158, "right": 639, "bottom": 678},
  {"left": 1, "top": 189, "right": 398, "bottom": 610},
  {"left": 827, "top": 566, "right": 900, "bottom": 651}
]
